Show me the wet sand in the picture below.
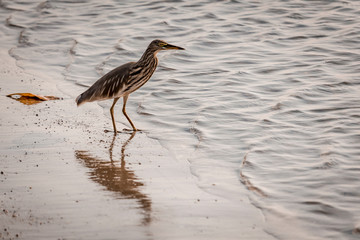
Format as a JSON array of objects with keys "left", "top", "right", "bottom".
[{"left": 0, "top": 49, "right": 274, "bottom": 240}]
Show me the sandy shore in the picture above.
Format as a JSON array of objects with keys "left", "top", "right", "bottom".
[{"left": 0, "top": 50, "right": 274, "bottom": 240}]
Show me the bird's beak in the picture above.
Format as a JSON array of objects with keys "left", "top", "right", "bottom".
[{"left": 165, "top": 43, "right": 185, "bottom": 50}]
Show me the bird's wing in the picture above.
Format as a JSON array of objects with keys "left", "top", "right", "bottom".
[{"left": 79, "top": 62, "right": 136, "bottom": 103}]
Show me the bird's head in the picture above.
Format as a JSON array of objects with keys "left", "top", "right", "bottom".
[{"left": 150, "top": 39, "right": 185, "bottom": 51}]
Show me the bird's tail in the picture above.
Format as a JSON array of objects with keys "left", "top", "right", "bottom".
[{"left": 75, "top": 94, "right": 85, "bottom": 106}]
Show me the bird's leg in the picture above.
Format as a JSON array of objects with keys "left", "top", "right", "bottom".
[
  {"left": 110, "top": 97, "right": 120, "bottom": 135},
  {"left": 122, "top": 95, "right": 137, "bottom": 131}
]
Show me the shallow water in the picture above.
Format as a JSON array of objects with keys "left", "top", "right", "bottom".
[{"left": 1, "top": 0, "right": 360, "bottom": 239}]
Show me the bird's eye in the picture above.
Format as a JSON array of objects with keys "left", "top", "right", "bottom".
[{"left": 158, "top": 42, "right": 167, "bottom": 47}]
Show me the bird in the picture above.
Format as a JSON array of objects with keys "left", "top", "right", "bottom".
[{"left": 75, "top": 39, "right": 184, "bottom": 135}]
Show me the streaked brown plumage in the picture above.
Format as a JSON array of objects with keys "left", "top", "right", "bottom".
[{"left": 76, "top": 39, "right": 184, "bottom": 134}]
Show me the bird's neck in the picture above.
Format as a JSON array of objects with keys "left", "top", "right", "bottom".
[{"left": 138, "top": 47, "right": 159, "bottom": 66}]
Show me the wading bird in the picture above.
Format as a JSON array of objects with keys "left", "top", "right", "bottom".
[{"left": 76, "top": 39, "right": 184, "bottom": 134}]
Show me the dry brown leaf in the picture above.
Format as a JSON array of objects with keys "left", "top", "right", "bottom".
[{"left": 6, "top": 93, "right": 62, "bottom": 105}]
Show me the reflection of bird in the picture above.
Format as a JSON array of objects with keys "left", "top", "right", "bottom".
[
  {"left": 75, "top": 132, "right": 152, "bottom": 225},
  {"left": 76, "top": 39, "right": 184, "bottom": 134}
]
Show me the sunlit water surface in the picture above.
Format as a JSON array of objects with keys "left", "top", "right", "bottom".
[{"left": 1, "top": 0, "right": 360, "bottom": 239}]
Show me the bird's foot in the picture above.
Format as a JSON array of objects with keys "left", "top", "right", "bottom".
[
  {"left": 122, "top": 128, "right": 142, "bottom": 132},
  {"left": 104, "top": 129, "right": 143, "bottom": 134},
  {"left": 104, "top": 129, "right": 122, "bottom": 134}
]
